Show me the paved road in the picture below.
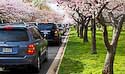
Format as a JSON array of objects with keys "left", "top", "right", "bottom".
[{"left": 0, "top": 35, "right": 66, "bottom": 74}]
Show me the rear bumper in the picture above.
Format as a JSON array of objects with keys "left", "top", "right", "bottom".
[
  {"left": 47, "top": 38, "right": 60, "bottom": 43},
  {"left": 0, "top": 56, "right": 37, "bottom": 67}
]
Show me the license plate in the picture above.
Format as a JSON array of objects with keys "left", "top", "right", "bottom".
[
  {"left": 2, "top": 48, "right": 12, "bottom": 53},
  {"left": 43, "top": 32, "right": 48, "bottom": 34}
]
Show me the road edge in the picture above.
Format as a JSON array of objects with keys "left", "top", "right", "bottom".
[{"left": 46, "top": 32, "right": 69, "bottom": 74}]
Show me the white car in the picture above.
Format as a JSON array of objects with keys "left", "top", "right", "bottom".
[{"left": 57, "top": 24, "right": 66, "bottom": 35}]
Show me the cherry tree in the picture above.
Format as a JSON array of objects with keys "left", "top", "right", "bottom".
[
  {"left": 0, "top": 0, "right": 42, "bottom": 22},
  {"left": 56, "top": 0, "right": 97, "bottom": 54},
  {"left": 86, "top": 0, "right": 125, "bottom": 74},
  {"left": 23, "top": 0, "right": 65, "bottom": 23},
  {"left": 0, "top": 0, "right": 65, "bottom": 26},
  {"left": 96, "top": 1, "right": 125, "bottom": 74},
  {"left": 57, "top": 0, "right": 92, "bottom": 41},
  {"left": 56, "top": 0, "right": 125, "bottom": 74}
]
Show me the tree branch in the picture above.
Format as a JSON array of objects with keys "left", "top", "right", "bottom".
[
  {"left": 112, "top": 3, "right": 123, "bottom": 11},
  {"left": 111, "top": 14, "right": 125, "bottom": 46},
  {"left": 103, "top": 25, "right": 111, "bottom": 51},
  {"left": 71, "top": 13, "right": 80, "bottom": 23},
  {"left": 108, "top": 12, "right": 117, "bottom": 27},
  {"left": 97, "top": 2, "right": 109, "bottom": 18},
  {"left": 85, "top": 16, "right": 91, "bottom": 26},
  {"left": 97, "top": 14, "right": 111, "bottom": 51},
  {"left": 97, "top": 14, "right": 106, "bottom": 26}
]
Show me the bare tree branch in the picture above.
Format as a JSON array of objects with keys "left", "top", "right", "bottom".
[
  {"left": 97, "top": 2, "right": 109, "bottom": 18},
  {"left": 108, "top": 12, "right": 117, "bottom": 27},
  {"left": 111, "top": 14, "right": 125, "bottom": 46}
]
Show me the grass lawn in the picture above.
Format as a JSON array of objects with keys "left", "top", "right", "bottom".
[{"left": 59, "top": 27, "right": 125, "bottom": 74}]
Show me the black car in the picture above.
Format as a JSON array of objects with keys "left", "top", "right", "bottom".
[
  {"left": 37, "top": 23, "right": 62, "bottom": 45},
  {"left": 0, "top": 23, "right": 48, "bottom": 73}
]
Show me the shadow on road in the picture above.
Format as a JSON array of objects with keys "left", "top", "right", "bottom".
[
  {"left": 0, "top": 68, "right": 40, "bottom": 74},
  {"left": 0, "top": 70, "right": 38, "bottom": 74},
  {"left": 0, "top": 59, "right": 53, "bottom": 74}
]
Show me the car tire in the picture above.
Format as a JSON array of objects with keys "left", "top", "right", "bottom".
[
  {"left": 31, "top": 56, "right": 41, "bottom": 73},
  {"left": 58, "top": 38, "right": 62, "bottom": 46},
  {"left": 56, "top": 41, "right": 60, "bottom": 46},
  {"left": 44, "top": 47, "right": 48, "bottom": 62}
]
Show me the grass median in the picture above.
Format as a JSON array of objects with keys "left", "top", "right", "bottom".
[{"left": 59, "top": 27, "right": 125, "bottom": 74}]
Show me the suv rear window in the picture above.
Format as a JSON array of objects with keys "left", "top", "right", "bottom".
[{"left": 0, "top": 29, "right": 29, "bottom": 41}]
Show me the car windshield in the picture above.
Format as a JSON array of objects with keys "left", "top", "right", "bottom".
[
  {"left": 38, "top": 23, "right": 54, "bottom": 30},
  {"left": 0, "top": 29, "right": 29, "bottom": 42}
]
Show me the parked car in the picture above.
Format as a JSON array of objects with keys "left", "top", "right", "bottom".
[
  {"left": 65, "top": 24, "right": 70, "bottom": 31},
  {"left": 0, "top": 23, "right": 48, "bottom": 73},
  {"left": 37, "top": 23, "right": 62, "bottom": 45},
  {"left": 57, "top": 24, "right": 66, "bottom": 35}
]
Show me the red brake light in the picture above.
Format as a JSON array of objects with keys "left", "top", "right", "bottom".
[
  {"left": 4, "top": 26, "right": 13, "bottom": 30},
  {"left": 27, "top": 44, "right": 36, "bottom": 55}
]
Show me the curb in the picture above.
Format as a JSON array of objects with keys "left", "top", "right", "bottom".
[
  {"left": 55, "top": 35, "right": 69, "bottom": 74},
  {"left": 46, "top": 32, "right": 69, "bottom": 74}
]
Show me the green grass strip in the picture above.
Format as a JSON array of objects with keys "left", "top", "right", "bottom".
[{"left": 59, "top": 27, "right": 125, "bottom": 74}]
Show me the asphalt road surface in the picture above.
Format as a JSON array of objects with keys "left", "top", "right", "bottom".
[{"left": 0, "top": 35, "right": 66, "bottom": 74}]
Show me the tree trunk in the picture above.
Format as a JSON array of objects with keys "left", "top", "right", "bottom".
[
  {"left": 76, "top": 24, "right": 80, "bottom": 37},
  {"left": 91, "top": 18, "right": 97, "bottom": 54},
  {"left": 102, "top": 25, "right": 115, "bottom": 74},
  {"left": 83, "top": 25, "right": 88, "bottom": 42},
  {"left": 83, "top": 17, "right": 91, "bottom": 43},
  {"left": 79, "top": 24, "right": 84, "bottom": 38},
  {"left": 102, "top": 48, "right": 116, "bottom": 74},
  {"left": 0, "top": 20, "right": 2, "bottom": 24}
]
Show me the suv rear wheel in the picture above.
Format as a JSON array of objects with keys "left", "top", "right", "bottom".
[
  {"left": 44, "top": 47, "right": 48, "bottom": 62},
  {"left": 29, "top": 56, "right": 41, "bottom": 73}
]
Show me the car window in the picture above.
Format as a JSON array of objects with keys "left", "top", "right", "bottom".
[
  {"left": 58, "top": 24, "right": 61, "bottom": 27},
  {"left": 0, "top": 29, "right": 29, "bottom": 41},
  {"left": 54, "top": 24, "right": 57, "bottom": 29},
  {"left": 29, "top": 28, "right": 41, "bottom": 40},
  {"left": 38, "top": 23, "right": 57, "bottom": 30},
  {"left": 38, "top": 25, "right": 53, "bottom": 30}
]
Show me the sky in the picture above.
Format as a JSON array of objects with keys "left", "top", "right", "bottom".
[
  {"left": 46, "top": 0, "right": 73, "bottom": 24},
  {"left": 46, "top": 0, "right": 65, "bottom": 15}
]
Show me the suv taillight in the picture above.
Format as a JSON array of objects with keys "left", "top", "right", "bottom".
[
  {"left": 27, "top": 44, "right": 36, "bottom": 55},
  {"left": 4, "top": 26, "right": 13, "bottom": 31}
]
